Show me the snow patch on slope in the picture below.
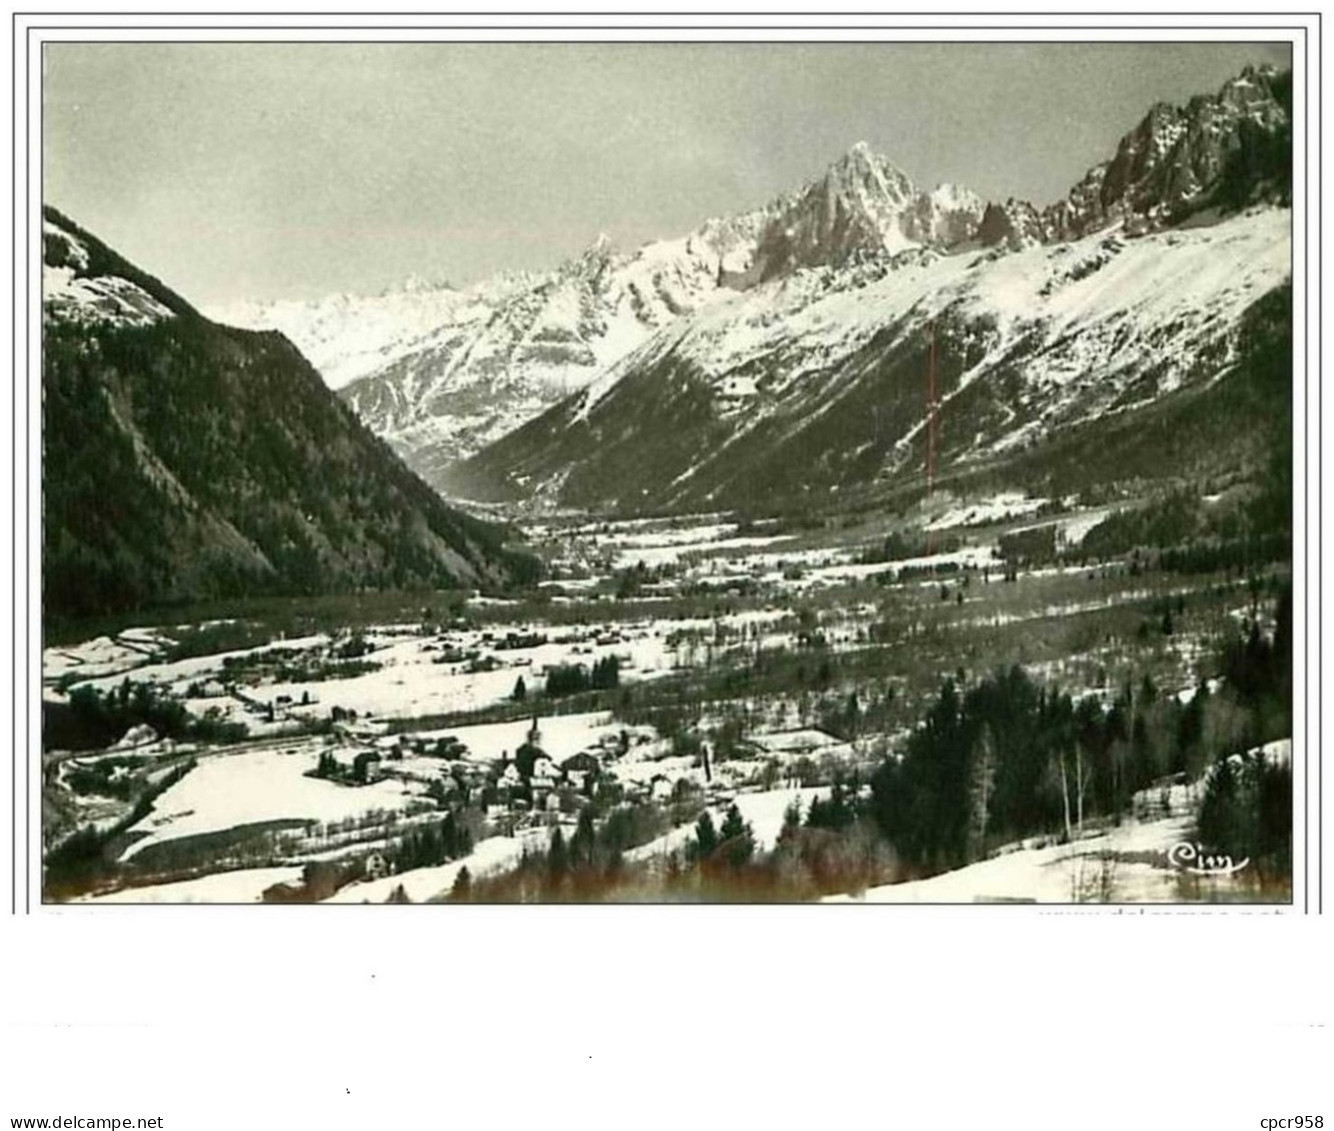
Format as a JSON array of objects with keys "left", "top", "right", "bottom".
[{"left": 43, "top": 220, "right": 174, "bottom": 328}]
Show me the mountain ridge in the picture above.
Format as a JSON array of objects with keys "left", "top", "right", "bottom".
[
  {"left": 212, "top": 63, "right": 1290, "bottom": 502},
  {"left": 445, "top": 205, "right": 1290, "bottom": 513},
  {"left": 42, "top": 207, "right": 538, "bottom": 621}
]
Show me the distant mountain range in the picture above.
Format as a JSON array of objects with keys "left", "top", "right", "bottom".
[
  {"left": 213, "top": 64, "right": 1292, "bottom": 512},
  {"left": 448, "top": 65, "right": 1293, "bottom": 513},
  {"left": 450, "top": 206, "right": 1289, "bottom": 512},
  {"left": 42, "top": 207, "right": 537, "bottom": 620}
]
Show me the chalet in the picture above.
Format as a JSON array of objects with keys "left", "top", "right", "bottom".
[
  {"left": 433, "top": 736, "right": 469, "bottom": 760},
  {"left": 561, "top": 751, "right": 601, "bottom": 776},
  {"left": 364, "top": 852, "right": 390, "bottom": 882},
  {"left": 497, "top": 630, "right": 548, "bottom": 651},
  {"left": 451, "top": 763, "right": 488, "bottom": 789},
  {"left": 375, "top": 734, "right": 407, "bottom": 752},
  {"left": 359, "top": 752, "right": 384, "bottom": 783}
]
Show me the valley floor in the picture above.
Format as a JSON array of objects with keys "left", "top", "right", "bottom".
[{"left": 42, "top": 488, "right": 1292, "bottom": 905}]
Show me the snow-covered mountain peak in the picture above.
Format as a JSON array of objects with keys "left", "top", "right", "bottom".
[
  {"left": 566, "top": 231, "right": 617, "bottom": 282},
  {"left": 824, "top": 142, "right": 917, "bottom": 203},
  {"left": 1039, "top": 63, "right": 1290, "bottom": 243},
  {"left": 746, "top": 145, "right": 986, "bottom": 282},
  {"left": 213, "top": 64, "right": 1290, "bottom": 495}
]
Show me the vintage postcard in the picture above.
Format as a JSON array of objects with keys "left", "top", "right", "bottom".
[{"left": 29, "top": 32, "right": 1303, "bottom": 908}]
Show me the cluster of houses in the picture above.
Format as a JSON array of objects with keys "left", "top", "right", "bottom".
[
  {"left": 322, "top": 717, "right": 646, "bottom": 815},
  {"left": 317, "top": 699, "right": 863, "bottom": 871},
  {"left": 349, "top": 713, "right": 857, "bottom": 799},
  {"left": 333, "top": 718, "right": 865, "bottom": 887}
]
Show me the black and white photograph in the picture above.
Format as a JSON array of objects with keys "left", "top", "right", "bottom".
[
  {"left": 31, "top": 35, "right": 1303, "bottom": 906},
  {"left": 4, "top": 12, "right": 1330, "bottom": 1131}
]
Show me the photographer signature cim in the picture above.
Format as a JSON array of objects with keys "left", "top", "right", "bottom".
[{"left": 1166, "top": 841, "right": 1250, "bottom": 876}]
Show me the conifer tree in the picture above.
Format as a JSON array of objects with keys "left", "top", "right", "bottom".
[
  {"left": 718, "top": 805, "right": 755, "bottom": 867},
  {"left": 451, "top": 866, "right": 472, "bottom": 902},
  {"left": 570, "top": 808, "right": 596, "bottom": 869},
  {"left": 548, "top": 827, "right": 568, "bottom": 880},
  {"left": 691, "top": 811, "right": 719, "bottom": 862}
]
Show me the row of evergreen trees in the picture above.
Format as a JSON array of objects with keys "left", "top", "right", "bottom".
[
  {"left": 390, "top": 814, "right": 472, "bottom": 874},
  {"left": 543, "top": 656, "right": 621, "bottom": 698}
]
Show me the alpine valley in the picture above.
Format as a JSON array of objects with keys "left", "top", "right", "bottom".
[
  {"left": 42, "top": 62, "right": 1295, "bottom": 907},
  {"left": 216, "top": 64, "right": 1292, "bottom": 516}
]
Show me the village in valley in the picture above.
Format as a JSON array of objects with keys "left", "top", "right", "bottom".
[{"left": 41, "top": 486, "right": 1293, "bottom": 905}]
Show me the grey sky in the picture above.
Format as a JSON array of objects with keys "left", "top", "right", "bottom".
[{"left": 44, "top": 41, "right": 1292, "bottom": 306}]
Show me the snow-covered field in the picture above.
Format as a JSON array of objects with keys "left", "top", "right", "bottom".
[
  {"left": 528, "top": 497, "right": 1141, "bottom": 610},
  {"left": 825, "top": 812, "right": 1197, "bottom": 904},
  {"left": 825, "top": 742, "right": 1293, "bottom": 905},
  {"left": 79, "top": 866, "right": 304, "bottom": 904},
  {"left": 44, "top": 633, "right": 168, "bottom": 685},
  {"left": 54, "top": 634, "right": 331, "bottom": 698},
  {"left": 46, "top": 618, "right": 705, "bottom": 727},
  {"left": 697, "top": 542, "right": 1000, "bottom": 594},
  {"left": 118, "top": 744, "right": 422, "bottom": 861}
]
